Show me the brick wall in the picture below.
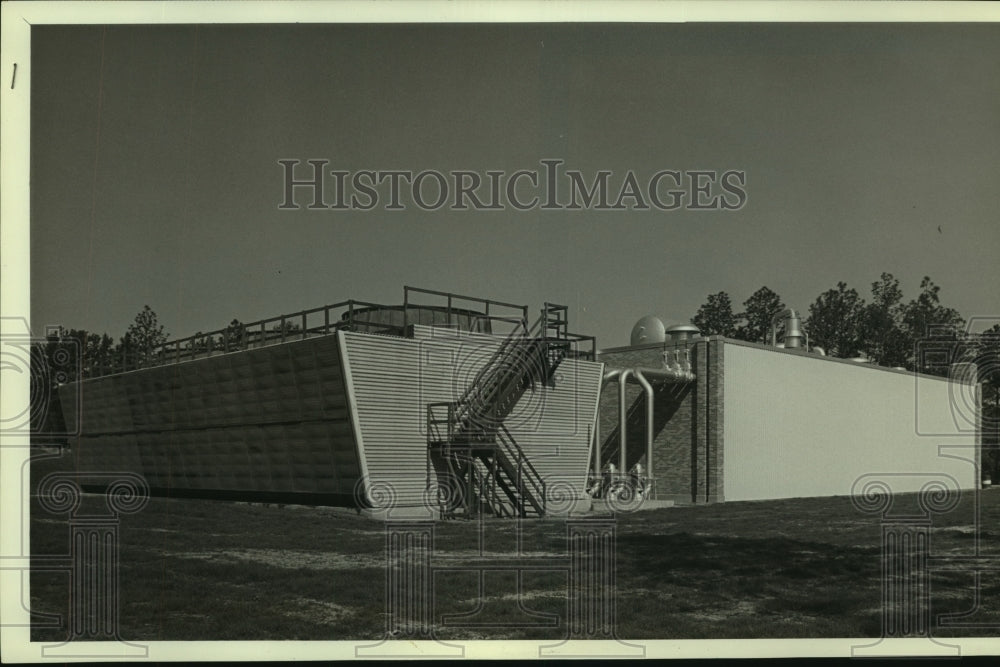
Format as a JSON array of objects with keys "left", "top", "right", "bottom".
[
  {"left": 699, "top": 339, "right": 724, "bottom": 503},
  {"left": 597, "top": 339, "right": 724, "bottom": 504}
]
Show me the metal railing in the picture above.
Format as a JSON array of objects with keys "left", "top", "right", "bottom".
[
  {"left": 528, "top": 303, "right": 596, "bottom": 361},
  {"left": 403, "top": 286, "right": 529, "bottom": 336},
  {"left": 426, "top": 407, "right": 546, "bottom": 517},
  {"left": 80, "top": 287, "right": 596, "bottom": 379},
  {"left": 84, "top": 298, "right": 399, "bottom": 378},
  {"left": 497, "top": 424, "right": 546, "bottom": 515},
  {"left": 451, "top": 325, "right": 533, "bottom": 432}
]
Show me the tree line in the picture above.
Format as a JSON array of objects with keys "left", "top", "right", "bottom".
[
  {"left": 38, "top": 308, "right": 306, "bottom": 381},
  {"left": 692, "top": 273, "right": 980, "bottom": 368},
  {"left": 31, "top": 307, "right": 304, "bottom": 436}
]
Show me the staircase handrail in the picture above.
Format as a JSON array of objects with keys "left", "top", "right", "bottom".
[
  {"left": 451, "top": 320, "right": 530, "bottom": 427},
  {"left": 497, "top": 424, "right": 546, "bottom": 512}
]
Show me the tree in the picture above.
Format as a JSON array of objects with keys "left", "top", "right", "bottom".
[
  {"left": 859, "top": 272, "right": 910, "bottom": 368},
  {"left": 269, "top": 319, "right": 302, "bottom": 340},
  {"left": 977, "top": 324, "right": 1000, "bottom": 484},
  {"left": 805, "top": 282, "right": 866, "bottom": 357},
  {"left": 692, "top": 292, "right": 739, "bottom": 337},
  {"left": 125, "top": 306, "right": 168, "bottom": 352},
  {"left": 122, "top": 305, "right": 169, "bottom": 367},
  {"left": 903, "top": 277, "right": 966, "bottom": 376},
  {"left": 223, "top": 319, "right": 247, "bottom": 351},
  {"left": 736, "top": 286, "right": 785, "bottom": 343},
  {"left": 77, "top": 330, "right": 116, "bottom": 376}
]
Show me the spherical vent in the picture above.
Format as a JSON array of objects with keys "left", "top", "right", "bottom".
[{"left": 630, "top": 315, "right": 666, "bottom": 346}]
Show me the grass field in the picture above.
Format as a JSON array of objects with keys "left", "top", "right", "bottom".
[{"left": 27, "top": 452, "right": 1000, "bottom": 642}]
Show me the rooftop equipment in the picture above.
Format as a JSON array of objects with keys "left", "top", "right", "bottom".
[
  {"left": 630, "top": 316, "right": 667, "bottom": 346},
  {"left": 664, "top": 323, "right": 701, "bottom": 344},
  {"left": 770, "top": 309, "right": 806, "bottom": 349},
  {"left": 341, "top": 304, "right": 491, "bottom": 335}
]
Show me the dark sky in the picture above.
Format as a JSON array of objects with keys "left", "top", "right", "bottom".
[{"left": 30, "top": 22, "right": 1000, "bottom": 347}]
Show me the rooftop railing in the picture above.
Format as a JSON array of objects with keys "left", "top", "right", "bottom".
[
  {"left": 82, "top": 299, "right": 398, "bottom": 378},
  {"left": 403, "top": 285, "right": 529, "bottom": 336},
  {"left": 79, "top": 287, "right": 596, "bottom": 378}
]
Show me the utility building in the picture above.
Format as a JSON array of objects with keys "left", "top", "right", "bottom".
[
  {"left": 60, "top": 287, "right": 602, "bottom": 518},
  {"left": 596, "top": 313, "right": 982, "bottom": 504},
  {"left": 59, "top": 288, "right": 982, "bottom": 519}
]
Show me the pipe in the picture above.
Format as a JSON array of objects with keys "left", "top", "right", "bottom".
[
  {"left": 618, "top": 369, "right": 633, "bottom": 472},
  {"left": 666, "top": 348, "right": 683, "bottom": 375},
  {"left": 594, "top": 362, "right": 697, "bottom": 493},
  {"left": 594, "top": 369, "right": 623, "bottom": 478},
  {"left": 770, "top": 309, "right": 788, "bottom": 346},
  {"left": 632, "top": 369, "right": 656, "bottom": 495},
  {"left": 771, "top": 308, "right": 806, "bottom": 349},
  {"left": 630, "top": 365, "right": 696, "bottom": 492},
  {"left": 640, "top": 363, "right": 690, "bottom": 383}
]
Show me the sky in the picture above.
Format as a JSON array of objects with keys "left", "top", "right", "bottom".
[{"left": 29, "top": 21, "right": 1000, "bottom": 348}]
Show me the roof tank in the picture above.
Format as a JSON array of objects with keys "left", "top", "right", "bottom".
[
  {"left": 342, "top": 304, "right": 491, "bottom": 335},
  {"left": 630, "top": 316, "right": 666, "bottom": 346}
]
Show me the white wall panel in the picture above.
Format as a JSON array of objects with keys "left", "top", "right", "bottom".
[{"left": 722, "top": 343, "right": 979, "bottom": 502}]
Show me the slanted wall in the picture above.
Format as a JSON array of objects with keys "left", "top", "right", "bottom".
[
  {"left": 59, "top": 333, "right": 361, "bottom": 501},
  {"left": 341, "top": 325, "right": 604, "bottom": 512}
]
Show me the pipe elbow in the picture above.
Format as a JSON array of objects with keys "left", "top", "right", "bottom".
[{"left": 631, "top": 368, "right": 650, "bottom": 389}]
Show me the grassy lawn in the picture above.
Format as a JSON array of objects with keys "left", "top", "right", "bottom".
[{"left": 28, "top": 451, "right": 1000, "bottom": 641}]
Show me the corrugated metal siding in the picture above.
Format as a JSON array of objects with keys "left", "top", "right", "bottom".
[
  {"left": 343, "top": 326, "right": 604, "bottom": 508},
  {"left": 60, "top": 334, "right": 360, "bottom": 496},
  {"left": 505, "top": 359, "right": 604, "bottom": 501},
  {"left": 722, "top": 343, "right": 978, "bottom": 501}
]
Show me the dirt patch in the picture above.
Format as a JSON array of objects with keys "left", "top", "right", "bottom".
[
  {"left": 687, "top": 599, "right": 759, "bottom": 622},
  {"left": 282, "top": 597, "right": 355, "bottom": 624},
  {"left": 173, "top": 548, "right": 384, "bottom": 570},
  {"left": 456, "top": 588, "right": 567, "bottom": 606},
  {"left": 622, "top": 586, "right": 677, "bottom": 601},
  {"left": 435, "top": 549, "right": 565, "bottom": 560}
]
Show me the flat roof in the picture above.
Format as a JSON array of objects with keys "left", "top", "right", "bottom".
[{"left": 599, "top": 335, "right": 978, "bottom": 385}]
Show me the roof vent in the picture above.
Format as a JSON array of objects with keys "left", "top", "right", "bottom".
[
  {"left": 664, "top": 323, "right": 701, "bottom": 344},
  {"left": 630, "top": 316, "right": 667, "bottom": 346}
]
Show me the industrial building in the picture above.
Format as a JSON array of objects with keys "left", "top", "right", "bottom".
[
  {"left": 59, "top": 286, "right": 982, "bottom": 519},
  {"left": 598, "top": 313, "right": 981, "bottom": 504}
]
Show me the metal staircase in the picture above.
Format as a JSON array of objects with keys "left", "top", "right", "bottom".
[{"left": 427, "top": 304, "right": 575, "bottom": 518}]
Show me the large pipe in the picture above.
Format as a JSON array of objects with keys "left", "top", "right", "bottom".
[
  {"left": 594, "top": 369, "right": 623, "bottom": 477},
  {"left": 618, "top": 369, "right": 633, "bottom": 472},
  {"left": 641, "top": 362, "right": 693, "bottom": 383},
  {"left": 594, "top": 361, "right": 696, "bottom": 490},
  {"left": 631, "top": 366, "right": 695, "bottom": 494},
  {"left": 632, "top": 369, "right": 655, "bottom": 492}
]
